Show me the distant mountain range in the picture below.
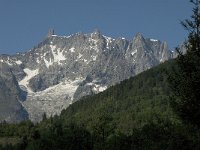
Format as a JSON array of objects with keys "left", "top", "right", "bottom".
[{"left": 0, "top": 29, "right": 184, "bottom": 122}]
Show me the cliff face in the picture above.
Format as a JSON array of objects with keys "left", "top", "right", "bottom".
[
  {"left": 0, "top": 63, "right": 28, "bottom": 122},
  {"left": 0, "top": 31, "right": 174, "bottom": 122}
]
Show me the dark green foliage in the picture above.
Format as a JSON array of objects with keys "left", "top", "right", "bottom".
[
  {"left": 61, "top": 60, "right": 176, "bottom": 134},
  {"left": 168, "top": 0, "right": 200, "bottom": 128},
  {"left": 0, "top": 59, "right": 200, "bottom": 149}
]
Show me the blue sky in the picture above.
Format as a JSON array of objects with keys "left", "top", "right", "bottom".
[{"left": 0, "top": 0, "right": 192, "bottom": 54}]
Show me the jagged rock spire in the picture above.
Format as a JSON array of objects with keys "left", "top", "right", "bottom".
[
  {"left": 135, "top": 33, "right": 144, "bottom": 40},
  {"left": 47, "top": 28, "right": 55, "bottom": 37},
  {"left": 93, "top": 28, "right": 101, "bottom": 34},
  {"left": 91, "top": 28, "right": 102, "bottom": 39}
]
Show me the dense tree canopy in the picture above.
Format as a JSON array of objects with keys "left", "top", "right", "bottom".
[{"left": 168, "top": 0, "right": 200, "bottom": 128}]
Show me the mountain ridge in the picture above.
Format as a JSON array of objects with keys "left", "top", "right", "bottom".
[{"left": 0, "top": 30, "right": 180, "bottom": 122}]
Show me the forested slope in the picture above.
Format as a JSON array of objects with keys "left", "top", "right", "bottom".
[
  {"left": 61, "top": 60, "right": 176, "bottom": 134},
  {"left": 0, "top": 59, "right": 199, "bottom": 150}
]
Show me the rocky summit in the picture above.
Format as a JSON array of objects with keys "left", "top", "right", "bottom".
[{"left": 0, "top": 30, "right": 175, "bottom": 122}]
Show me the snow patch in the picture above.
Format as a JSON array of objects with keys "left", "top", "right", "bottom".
[
  {"left": 15, "top": 60, "right": 22, "bottom": 65},
  {"left": 103, "top": 35, "right": 114, "bottom": 49},
  {"left": 87, "top": 81, "right": 108, "bottom": 93},
  {"left": 34, "top": 78, "right": 82, "bottom": 98},
  {"left": 19, "top": 68, "right": 39, "bottom": 93},
  {"left": 61, "top": 35, "right": 72, "bottom": 38},
  {"left": 69, "top": 47, "right": 75, "bottom": 53},
  {"left": 89, "top": 37, "right": 99, "bottom": 52},
  {"left": 21, "top": 77, "right": 84, "bottom": 121},
  {"left": 86, "top": 82, "right": 94, "bottom": 86},
  {"left": 131, "top": 49, "right": 138, "bottom": 56},
  {"left": 5, "top": 61, "right": 13, "bottom": 66},
  {"left": 150, "top": 39, "right": 158, "bottom": 42},
  {"left": 50, "top": 45, "right": 56, "bottom": 51},
  {"left": 92, "top": 55, "right": 97, "bottom": 61},
  {"left": 52, "top": 48, "right": 66, "bottom": 64},
  {"left": 103, "top": 35, "right": 114, "bottom": 42},
  {"left": 43, "top": 46, "right": 66, "bottom": 67},
  {"left": 78, "top": 53, "right": 82, "bottom": 59},
  {"left": 92, "top": 84, "right": 107, "bottom": 92},
  {"left": 36, "top": 58, "right": 40, "bottom": 63},
  {"left": 99, "top": 86, "right": 107, "bottom": 92},
  {"left": 44, "top": 58, "right": 53, "bottom": 68}
]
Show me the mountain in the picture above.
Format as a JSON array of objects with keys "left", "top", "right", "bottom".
[
  {"left": 1, "top": 59, "right": 197, "bottom": 150},
  {"left": 0, "top": 63, "right": 28, "bottom": 122},
  {"left": 0, "top": 30, "right": 174, "bottom": 122}
]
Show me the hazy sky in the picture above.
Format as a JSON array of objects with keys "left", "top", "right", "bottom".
[{"left": 0, "top": 0, "right": 192, "bottom": 54}]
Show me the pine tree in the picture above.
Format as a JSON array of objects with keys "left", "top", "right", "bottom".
[{"left": 168, "top": 0, "right": 200, "bottom": 128}]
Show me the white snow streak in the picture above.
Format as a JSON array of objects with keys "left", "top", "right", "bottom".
[
  {"left": 15, "top": 60, "right": 22, "bottom": 65},
  {"left": 44, "top": 58, "right": 53, "bottom": 68},
  {"left": 99, "top": 86, "right": 107, "bottom": 92},
  {"left": 19, "top": 68, "right": 39, "bottom": 93},
  {"left": 103, "top": 35, "right": 114, "bottom": 49},
  {"left": 52, "top": 48, "right": 66, "bottom": 63},
  {"left": 150, "top": 39, "right": 158, "bottom": 42},
  {"left": 92, "top": 84, "right": 107, "bottom": 92},
  {"left": 86, "top": 82, "right": 108, "bottom": 93},
  {"left": 44, "top": 45, "right": 67, "bottom": 67},
  {"left": 69, "top": 47, "right": 75, "bottom": 53},
  {"left": 131, "top": 49, "right": 138, "bottom": 56},
  {"left": 92, "top": 55, "right": 97, "bottom": 61},
  {"left": 78, "top": 53, "right": 83, "bottom": 59},
  {"left": 21, "top": 77, "right": 84, "bottom": 121}
]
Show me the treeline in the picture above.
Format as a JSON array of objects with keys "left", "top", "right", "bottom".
[{"left": 0, "top": 117, "right": 199, "bottom": 150}]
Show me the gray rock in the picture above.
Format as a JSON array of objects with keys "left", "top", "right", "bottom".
[
  {"left": 0, "top": 30, "right": 175, "bottom": 122},
  {"left": 0, "top": 62, "right": 28, "bottom": 123}
]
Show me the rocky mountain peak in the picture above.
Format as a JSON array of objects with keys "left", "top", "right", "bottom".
[
  {"left": 47, "top": 28, "right": 55, "bottom": 37},
  {"left": 132, "top": 32, "right": 146, "bottom": 47},
  {"left": 134, "top": 32, "right": 144, "bottom": 40},
  {"left": 0, "top": 30, "right": 176, "bottom": 122},
  {"left": 91, "top": 29, "right": 102, "bottom": 39}
]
